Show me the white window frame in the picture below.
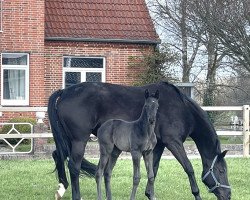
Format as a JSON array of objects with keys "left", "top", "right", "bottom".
[
  {"left": 62, "top": 56, "right": 106, "bottom": 88},
  {"left": 1, "top": 53, "right": 29, "bottom": 106},
  {"left": 0, "top": 0, "right": 3, "bottom": 32}
]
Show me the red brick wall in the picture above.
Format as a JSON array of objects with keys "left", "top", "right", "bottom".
[
  {"left": 0, "top": 0, "right": 45, "bottom": 106},
  {"left": 0, "top": 0, "right": 156, "bottom": 123},
  {"left": 45, "top": 41, "right": 155, "bottom": 99}
]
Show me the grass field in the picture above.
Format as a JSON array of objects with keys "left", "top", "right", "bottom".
[{"left": 0, "top": 158, "right": 249, "bottom": 200}]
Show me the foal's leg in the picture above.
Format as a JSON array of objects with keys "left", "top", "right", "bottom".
[
  {"left": 52, "top": 150, "right": 69, "bottom": 200},
  {"left": 145, "top": 142, "right": 165, "bottom": 199},
  {"left": 68, "top": 140, "right": 86, "bottom": 200},
  {"left": 104, "top": 147, "right": 122, "bottom": 200},
  {"left": 143, "top": 151, "right": 155, "bottom": 200},
  {"left": 96, "top": 155, "right": 109, "bottom": 200},
  {"left": 166, "top": 141, "right": 202, "bottom": 200},
  {"left": 130, "top": 150, "right": 142, "bottom": 200},
  {"left": 95, "top": 143, "right": 114, "bottom": 200}
]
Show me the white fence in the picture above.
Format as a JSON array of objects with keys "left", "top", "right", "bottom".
[
  {"left": 0, "top": 105, "right": 249, "bottom": 157},
  {"left": 204, "top": 105, "right": 249, "bottom": 157}
]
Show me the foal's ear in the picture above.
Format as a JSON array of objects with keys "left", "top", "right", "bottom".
[
  {"left": 155, "top": 90, "right": 159, "bottom": 99},
  {"left": 145, "top": 89, "right": 149, "bottom": 99},
  {"left": 218, "top": 150, "right": 228, "bottom": 160}
]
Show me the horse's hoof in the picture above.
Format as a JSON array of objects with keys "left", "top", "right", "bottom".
[
  {"left": 195, "top": 196, "right": 202, "bottom": 200},
  {"left": 55, "top": 183, "right": 65, "bottom": 199},
  {"left": 145, "top": 192, "right": 150, "bottom": 199},
  {"left": 55, "top": 191, "right": 61, "bottom": 200}
]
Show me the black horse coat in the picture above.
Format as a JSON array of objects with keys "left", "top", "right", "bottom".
[{"left": 48, "top": 81, "right": 231, "bottom": 200}]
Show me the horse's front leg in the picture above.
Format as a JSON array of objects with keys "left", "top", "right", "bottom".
[
  {"left": 166, "top": 141, "right": 202, "bottom": 200},
  {"left": 130, "top": 151, "right": 142, "bottom": 200},
  {"left": 143, "top": 151, "right": 156, "bottom": 200},
  {"left": 68, "top": 141, "right": 85, "bottom": 200}
]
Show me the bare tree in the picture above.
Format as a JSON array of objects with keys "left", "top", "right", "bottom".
[
  {"left": 184, "top": 1, "right": 227, "bottom": 106},
  {"left": 147, "top": 0, "right": 249, "bottom": 107},
  {"left": 148, "top": 0, "right": 202, "bottom": 82},
  {"left": 192, "top": 0, "right": 250, "bottom": 73}
]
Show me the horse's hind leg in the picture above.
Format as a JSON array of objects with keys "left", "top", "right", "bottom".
[
  {"left": 52, "top": 150, "right": 68, "bottom": 199},
  {"left": 166, "top": 141, "right": 202, "bottom": 200},
  {"left": 130, "top": 151, "right": 142, "bottom": 200},
  {"left": 143, "top": 151, "right": 155, "bottom": 200},
  {"left": 68, "top": 140, "right": 86, "bottom": 200},
  {"left": 104, "top": 147, "right": 122, "bottom": 200}
]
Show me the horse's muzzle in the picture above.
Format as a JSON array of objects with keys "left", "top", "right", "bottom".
[
  {"left": 216, "top": 191, "right": 231, "bottom": 200},
  {"left": 217, "top": 196, "right": 231, "bottom": 200}
]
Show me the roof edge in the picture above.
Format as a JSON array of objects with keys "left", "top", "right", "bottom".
[{"left": 45, "top": 37, "right": 161, "bottom": 44}]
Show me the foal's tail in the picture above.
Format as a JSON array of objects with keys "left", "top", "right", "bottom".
[{"left": 48, "top": 89, "right": 97, "bottom": 178}]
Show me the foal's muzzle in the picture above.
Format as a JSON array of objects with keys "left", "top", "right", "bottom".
[{"left": 149, "top": 118, "right": 155, "bottom": 124}]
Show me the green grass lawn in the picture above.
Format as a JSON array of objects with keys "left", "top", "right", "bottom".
[{"left": 0, "top": 158, "right": 249, "bottom": 200}]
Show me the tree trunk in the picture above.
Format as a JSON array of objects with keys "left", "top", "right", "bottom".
[
  {"left": 181, "top": 0, "right": 190, "bottom": 83},
  {"left": 203, "top": 34, "right": 219, "bottom": 122},
  {"left": 203, "top": 33, "right": 218, "bottom": 106}
]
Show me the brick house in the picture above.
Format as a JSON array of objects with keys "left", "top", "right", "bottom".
[{"left": 0, "top": 0, "right": 159, "bottom": 120}]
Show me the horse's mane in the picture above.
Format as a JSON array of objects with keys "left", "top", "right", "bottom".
[
  {"left": 161, "top": 81, "right": 187, "bottom": 102},
  {"left": 186, "top": 97, "right": 221, "bottom": 153},
  {"left": 162, "top": 82, "right": 221, "bottom": 153},
  {"left": 161, "top": 82, "right": 212, "bottom": 129}
]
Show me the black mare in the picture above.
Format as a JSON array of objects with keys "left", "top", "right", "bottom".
[
  {"left": 48, "top": 82, "right": 231, "bottom": 200},
  {"left": 96, "top": 89, "right": 159, "bottom": 200}
]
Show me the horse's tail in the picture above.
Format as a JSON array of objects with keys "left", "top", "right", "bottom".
[
  {"left": 81, "top": 158, "right": 97, "bottom": 177},
  {"left": 48, "top": 89, "right": 97, "bottom": 178},
  {"left": 48, "top": 89, "right": 69, "bottom": 166}
]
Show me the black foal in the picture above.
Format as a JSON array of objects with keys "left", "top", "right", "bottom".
[{"left": 95, "top": 89, "right": 159, "bottom": 200}]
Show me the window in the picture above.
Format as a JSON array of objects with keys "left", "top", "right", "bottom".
[
  {"left": 1, "top": 53, "right": 29, "bottom": 105},
  {"left": 0, "top": 0, "right": 3, "bottom": 32},
  {"left": 63, "top": 57, "right": 105, "bottom": 88}
]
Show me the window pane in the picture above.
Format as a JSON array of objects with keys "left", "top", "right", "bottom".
[
  {"left": 65, "top": 72, "right": 81, "bottom": 88},
  {"left": 3, "top": 69, "right": 25, "bottom": 100},
  {"left": 86, "top": 72, "right": 102, "bottom": 82},
  {"left": 2, "top": 53, "right": 28, "bottom": 65},
  {"left": 64, "top": 57, "right": 103, "bottom": 68}
]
